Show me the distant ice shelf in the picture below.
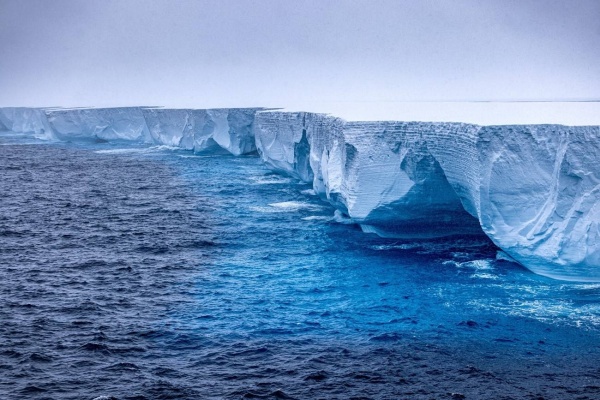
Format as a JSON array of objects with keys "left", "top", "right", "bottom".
[
  {"left": 1, "top": 106, "right": 599, "bottom": 282},
  {"left": 0, "top": 107, "right": 262, "bottom": 155}
]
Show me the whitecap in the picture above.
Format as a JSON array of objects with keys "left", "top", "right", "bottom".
[
  {"left": 268, "top": 201, "right": 322, "bottom": 211},
  {"left": 457, "top": 259, "right": 494, "bottom": 271},
  {"left": 248, "top": 206, "right": 277, "bottom": 213},
  {"left": 149, "top": 145, "right": 181, "bottom": 151},
  {"left": 95, "top": 145, "right": 181, "bottom": 155},
  {"left": 301, "top": 215, "right": 332, "bottom": 221},
  {"left": 332, "top": 210, "right": 355, "bottom": 224},
  {"left": 496, "top": 250, "right": 517, "bottom": 263},
  {"left": 471, "top": 273, "right": 499, "bottom": 280},
  {"left": 249, "top": 201, "right": 322, "bottom": 214},
  {"left": 248, "top": 175, "right": 293, "bottom": 185},
  {"left": 370, "top": 243, "right": 423, "bottom": 251},
  {"left": 94, "top": 148, "right": 148, "bottom": 154}
]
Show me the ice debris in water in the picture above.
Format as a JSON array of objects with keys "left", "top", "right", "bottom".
[{"left": 268, "top": 201, "right": 322, "bottom": 211}]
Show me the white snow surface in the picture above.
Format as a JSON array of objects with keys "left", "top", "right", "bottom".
[
  {"left": 274, "top": 101, "right": 600, "bottom": 126},
  {"left": 1, "top": 106, "right": 599, "bottom": 282}
]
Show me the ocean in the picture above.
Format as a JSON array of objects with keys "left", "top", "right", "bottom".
[{"left": 1, "top": 140, "right": 599, "bottom": 399}]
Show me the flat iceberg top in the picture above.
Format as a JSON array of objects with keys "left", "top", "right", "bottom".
[
  {"left": 269, "top": 101, "right": 600, "bottom": 126},
  {"left": 11, "top": 102, "right": 600, "bottom": 126},
  {"left": 42, "top": 106, "right": 267, "bottom": 112}
]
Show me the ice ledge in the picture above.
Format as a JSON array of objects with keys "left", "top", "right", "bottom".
[{"left": 1, "top": 106, "right": 599, "bottom": 282}]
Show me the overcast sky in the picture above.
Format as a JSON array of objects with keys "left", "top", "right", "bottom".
[{"left": 0, "top": 0, "right": 598, "bottom": 110}]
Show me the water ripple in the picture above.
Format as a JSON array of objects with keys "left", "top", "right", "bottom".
[{"left": 0, "top": 142, "right": 599, "bottom": 399}]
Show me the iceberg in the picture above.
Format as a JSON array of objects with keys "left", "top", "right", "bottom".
[
  {"left": 455, "top": 124, "right": 600, "bottom": 281},
  {"left": 0, "top": 107, "right": 55, "bottom": 140},
  {"left": 0, "top": 107, "right": 261, "bottom": 155},
  {"left": 46, "top": 107, "right": 151, "bottom": 142},
  {"left": 253, "top": 111, "right": 600, "bottom": 282},
  {"left": 254, "top": 113, "right": 481, "bottom": 238},
  {"left": 142, "top": 108, "right": 260, "bottom": 155},
  {"left": 328, "top": 121, "right": 484, "bottom": 238},
  {"left": 1, "top": 106, "right": 599, "bottom": 281},
  {"left": 253, "top": 111, "right": 337, "bottom": 182}
]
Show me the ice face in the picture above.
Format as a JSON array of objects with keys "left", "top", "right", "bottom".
[
  {"left": 1, "top": 107, "right": 261, "bottom": 154},
  {"left": 473, "top": 125, "right": 600, "bottom": 281},
  {"left": 221, "top": 108, "right": 261, "bottom": 156},
  {"left": 338, "top": 121, "right": 483, "bottom": 238},
  {"left": 142, "top": 108, "right": 260, "bottom": 154},
  {"left": 0, "top": 114, "right": 8, "bottom": 132},
  {"left": 46, "top": 107, "right": 151, "bottom": 142},
  {"left": 254, "top": 115, "right": 483, "bottom": 237},
  {"left": 0, "top": 107, "right": 55, "bottom": 140},
  {"left": 142, "top": 108, "right": 200, "bottom": 149},
  {"left": 2, "top": 106, "right": 599, "bottom": 281},
  {"left": 253, "top": 111, "right": 313, "bottom": 180},
  {"left": 253, "top": 111, "right": 345, "bottom": 192},
  {"left": 253, "top": 111, "right": 600, "bottom": 281},
  {"left": 422, "top": 123, "right": 600, "bottom": 281}
]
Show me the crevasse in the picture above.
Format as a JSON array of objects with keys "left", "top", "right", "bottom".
[{"left": 1, "top": 106, "right": 598, "bottom": 282}]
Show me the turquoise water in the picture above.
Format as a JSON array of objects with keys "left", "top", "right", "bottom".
[{"left": 1, "top": 140, "right": 599, "bottom": 399}]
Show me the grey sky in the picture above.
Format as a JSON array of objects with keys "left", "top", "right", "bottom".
[{"left": 0, "top": 0, "right": 599, "bottom": 109}]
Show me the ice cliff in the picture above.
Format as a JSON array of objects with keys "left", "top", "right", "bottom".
[
  {"left": 46, "top": 107, "right": 151, "bottom": 142},
  {"left": 1, "top": 106, "right": 598, "bottom": 282},
  {"left": 0, "top": 107, "right": 261, "bottom": 154},
  {"left": 0, "top": 107, "right": 54, "bottom": 140},
  {"left": 141, "top": 108, "right": 259, "bottom": 155},
  {"left": 254, "top": 111, "right": 600, "bottom": 282}
]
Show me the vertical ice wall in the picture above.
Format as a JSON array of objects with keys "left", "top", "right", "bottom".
[
  {"left": 254, "top": 112, "right": 483, "bottom": 237},
  {"left": 253, "top": 110, "right": 600, "bottom": 281},
  {"left": 253, "top": 111, "right": 313, "bottom": 181},
  {"left": 473, "top": 125, "right": 600, "bottom": 280},
  {"left": 418, "top": 123, "right": 600, "bottom": 280},
  {"left": 222, "top": 108, "right": 262, "bottom": 156},
  {"left": 0, "top": 107, "right": 261, "bottom": 155},
  {"left": 141, "top": 108, "right": 260, "bottom": 154},
  {"left": 46, "top": 107, "right": 152, "bottom": 141},
  {"left": 253, "top": 111, "right": 346, "bottom": 202},
  {"left": 0, "top": 107, "right": 55, "bottom": 140},
  {"left": 339, "top": 122, "right": 483, "bottom": 238},
  {"left": 142, "top": 108, "right": 210, "bottom": 150}
]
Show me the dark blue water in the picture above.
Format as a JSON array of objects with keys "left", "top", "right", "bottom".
[{"left": 1, "top": 141, "right": 599, "bottom": 399}]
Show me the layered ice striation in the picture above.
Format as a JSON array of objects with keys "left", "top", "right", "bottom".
[
  {"left": 253, "top": 111, "right": 600, "bottom": 282},
  {"left": 254, "top": 113, "right": 481, "bottom": 238},
  {"left": 0, "top": 107, "right": 261, "bottom": 154},
  {"left": 1, "top": 106, "right": 599, "bottom": 281},
  {"left": 417, "top": 123, "right": 600, "bottom": 281}
]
